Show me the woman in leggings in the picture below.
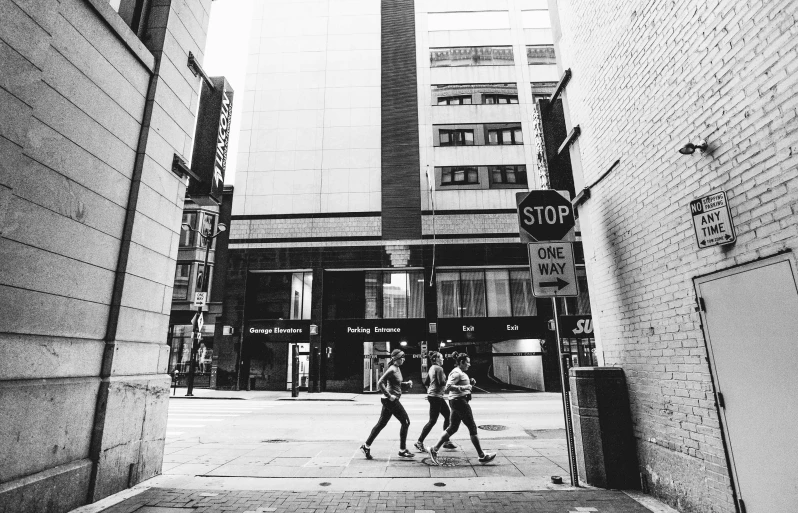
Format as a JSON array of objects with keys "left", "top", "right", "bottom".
[
  {"left": 427, "top": 353, "right": 495, "bottom": 465},
  {"left": 360, "top": 349, "right": 414, "bottom": 459},
  {"left": 414, "top": 351, "right": 456, "bottom": 453}
]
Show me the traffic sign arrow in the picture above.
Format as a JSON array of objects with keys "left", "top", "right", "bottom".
[{"left": 539, "top": 278, "right": 570, "bottom": 290}]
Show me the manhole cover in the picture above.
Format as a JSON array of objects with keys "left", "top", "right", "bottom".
[
  {"left": 261, "top": 439, "right": 288, "bottom": 443},
  {"left": 478, "top": 425, "right": 508, "bottom": 431},
  {"left": 434, "top": 482, "right": 446, "bottom": 487},
  {"left": 422, "top": 457, "right": 467, "bottom": 467},
  {"left": 319, "top": 482, "right": 331, "bottom": 487}
]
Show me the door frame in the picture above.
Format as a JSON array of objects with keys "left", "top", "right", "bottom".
[{"left": 692, "top": 249, "right": 797, "bottom": 513}]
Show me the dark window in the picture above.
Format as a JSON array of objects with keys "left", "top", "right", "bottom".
[
  {"left": 180, "top": 212, "right": 197, "bottom": 247},
  {"left": 112, "top": 0, "right": 151, "bottom": 36},
  {"left": 483, "top": 94, "right": 519, "bottom": 104},
  {"left": 439, "top": 166, "right": 479, "bottom": 185},
  {"left": 489, "top": 165, "right": 528, "bottom": 186},
  {"left": 439, "top": 129, "right": 474, "bottom": 146},
  {"left": 324, "top": 270, "right": 425, "bottom": 319},
  {"left": 487, "top": 127, "right": 523, "bottom": 145},
  {"left": 172, "top": 264, "right": 191, "bottom": 300},
  {"left": 437, "top": 95, "right": 473, "bottom": 105},
  {"left": 246, "top": 272, "right": 313, "bottom": 320}
]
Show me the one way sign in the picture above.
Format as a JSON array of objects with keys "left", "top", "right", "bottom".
[{"left": 527, "top": 242, "right": 578, "bottom": 297}]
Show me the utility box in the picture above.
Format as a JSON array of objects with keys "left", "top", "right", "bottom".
[{"left": 569, "top": 367, "right": 639, "bottom": 489}]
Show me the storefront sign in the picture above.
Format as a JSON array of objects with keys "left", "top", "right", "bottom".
[
  {"left": 437, "top": 317, "right": 549, "bottom": 342},
  {"left": 327, "top": 319, "right": 426, "bottom": 342},
  {"left": 189, "top": 76, "right": 234, "bottom": 206},
  {"left": 244, "top": 320, "right": 310, "bottom": 342},
  {"left": 557, "top": 315, "right": 594, "bottom": 339}
]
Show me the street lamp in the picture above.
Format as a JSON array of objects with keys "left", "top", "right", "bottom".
[{"left": 181, "top": 219, "right": 226, "bottom": 396}]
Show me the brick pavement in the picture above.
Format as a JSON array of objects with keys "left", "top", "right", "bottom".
[{"left": 99, "top": 489, "right": 652, "bottom": 513}]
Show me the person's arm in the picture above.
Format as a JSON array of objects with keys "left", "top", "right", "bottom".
[
  {"left": 435, "top": 367, "right": 446, "bottom": 388},
  {"left": 444, "top": 369, "right": 464, "bottom": 393},
  {"left": 377, "top": 367, "right": 396, "bottom": 400}
]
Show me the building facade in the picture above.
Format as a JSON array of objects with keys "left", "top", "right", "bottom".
[
  {"left": 550, "top": 0, "right": 798, "bottom": 511},
  {"left": 0, "top": 1, "right": 213, "bottom": 511},
  {"left": 217, "top": 0, "right": 595, "bottom": 395}
]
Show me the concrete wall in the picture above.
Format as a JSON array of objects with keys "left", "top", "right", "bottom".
[
  {"left": 492, "top": 339, "right": 545, "bottom": 390},
  {"left": 549, "top": 0, "right": 798, "bottom": 511},
  {"left": 0, "top": 0, "right": 212, "bottom": 511}
]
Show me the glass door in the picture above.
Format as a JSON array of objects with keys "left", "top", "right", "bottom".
[
  {"left": 286, "top": 343, "right": 310, "bottom": 390},
  {"left": 363, "top": 342, "right": 391, "bottom": 392}
]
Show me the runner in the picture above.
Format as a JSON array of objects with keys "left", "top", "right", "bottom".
[
  {"left": 427, "top": 352, "right": 495, "bottom": 465},
  {"left": 414, "top": 351, "right": 456, "bottom": 453},
  {"left": 360, "top": 349, "right": 414, "bottom": 459}
]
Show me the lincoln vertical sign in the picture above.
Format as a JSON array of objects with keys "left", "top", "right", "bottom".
[{"left": 189, "top": 76, "right": 234, "bottom": 206}]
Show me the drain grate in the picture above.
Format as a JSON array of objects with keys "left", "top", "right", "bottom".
[
  {"left": 434, "top": 482, "right": 446, "bottom": 487},
  {"left": 478, "top": 424, "right": 508, "bottom": 431},
  {"left": 422, "top": 457, "right": 466, "bottom": 467},
  {"left": 261, "top": 439, "right": 288, "bottom": 443}
]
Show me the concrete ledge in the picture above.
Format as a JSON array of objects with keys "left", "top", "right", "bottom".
[{"left": 0, "top": 459, "right": 92, "bottom": 513}]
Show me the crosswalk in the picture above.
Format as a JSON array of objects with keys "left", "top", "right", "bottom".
[{"left": 166, "top": 400, "right": 275, "bottom": 437}]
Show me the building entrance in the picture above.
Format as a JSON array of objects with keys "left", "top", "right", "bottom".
[
  {"left": 363, "top": 342, "right": 391, "bottom": 392},
  {"left": 287, "top": 343, "right": 310, "bottom": 390}
]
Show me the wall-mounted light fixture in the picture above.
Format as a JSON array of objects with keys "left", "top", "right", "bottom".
[
  {"left": 187, "top": 51, "right": 216, "bottom": 91},
  {"left": 399, "top": 341, "right": 408, "bottom": 347},
  {"left": 678, "top": 139, "right": 708, "bottom": 155}
]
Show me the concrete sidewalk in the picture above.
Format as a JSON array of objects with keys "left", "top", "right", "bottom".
[{"left": 168, "top": 388, "right": 361, "bottom": 401}]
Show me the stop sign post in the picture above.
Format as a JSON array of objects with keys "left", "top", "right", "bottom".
[{"left": 516, "top": 190, "right": 575, "bottom": 243}]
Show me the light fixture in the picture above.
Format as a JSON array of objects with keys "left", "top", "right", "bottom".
[
  {"left": 439, "top": 342, "right": 446, "bottom": 347},
  {"left": 400, "top": 341, "right": 407, "bottom": 347},
  {"left": 678, "top": 139, "right": 708, "bottom": 155},
  {"left": 217, "top": 223, "right": 227, "bottom": 232}
]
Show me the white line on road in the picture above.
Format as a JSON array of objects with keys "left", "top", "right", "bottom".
[
  {"left": 166, "top": 432, "right": 184, "bottom": 436},
  {"left": 168, "top": 424, "right": 205, "bottom": 428}
]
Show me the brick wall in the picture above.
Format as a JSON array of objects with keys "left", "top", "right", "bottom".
[{"left": 550, "top": 0, "right": 798, "bottom": 511}]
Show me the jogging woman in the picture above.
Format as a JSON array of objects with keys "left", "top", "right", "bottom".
[
  {"left": 414, "top": 351, "right": 456, "bottom": 453},
  {"left": 360, "top": 349, "right": 414, "bottom": 459},
  {"left": 427, "top": 353, "right": 495, "bottom": 465}
]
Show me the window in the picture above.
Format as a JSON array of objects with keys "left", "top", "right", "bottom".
[
  {"left": 196, "top": 264, "right": 212, "bottom": 294},
  {"left": 484, "top": 95, "right": 519, "bottom": 104},
  {"left": 439, "top": 129, "right": 474, "bottom": 146},
  {"left": 439, "top": 167, "right": 479, "bottom": 185},
  {"left": 109, "top": 0, "right": 151, "bottom": 35},
  {"left": 436, "top": 269, "right": 537, "bottom": 317},
  {"left": 180, "top": 211, "right": 218, "bottom": 248},
  {"left": 430, "top": 46, "right": 515, "bottom": 68},
  {"left": 490, "top": 165, "right": 528, "bottom": 186},
  {"left": 527, "top": 46, "right": 557, "bottom": 65},
  {"left": 172, "top": 264, "right": 191, "bottom": 300},
  {"left": 246, "top": 272, "right": 313, "bottom": 320},
  {"left": 487, "top": 127, "right": 523, "bottom": 145},
  {"left": 324, "top": 271, "right": 425, "bottom": 319},
  {"left": 437, "top": 95, "right": 473, "bottom": 105},
  {"left": 180, "top": 212, "right": 197, "bottom": 247}
]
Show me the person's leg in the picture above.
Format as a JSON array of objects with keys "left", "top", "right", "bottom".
[
  {"left": 418, "top": 396, "right": 441, "bottom": 443},
  {"left": 389, "top": 399, "right": 411, "bottom": 450},
  {"left": 440, "top": 398, "right": 451, "bottom": 431},
  {"left": 433, "top": 399, "right": 462, "bottom": 451},
  {"left": 460, "top": 399, "right": 494, "bottom": 461},
  {"left": 365, "top": 400, "right": 392, "bottom": 446}
]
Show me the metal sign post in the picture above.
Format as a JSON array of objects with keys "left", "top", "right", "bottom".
[
  {"left": 553, "top": 298, "right": 579, "bottom": 487},
  {"left": 291, "top": 344, "right": 299, "bottom": 398}
]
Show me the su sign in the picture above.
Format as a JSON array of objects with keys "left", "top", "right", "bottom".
[{"left": 516, "top": 190, "right": 575, "bottom": 242}]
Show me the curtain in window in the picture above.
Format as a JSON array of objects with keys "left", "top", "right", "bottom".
[
  {"left": 408, "top": 271, "right": 425, "bottom": 318},
  {"left": 485, "top": 270, "right": 511, "bottom": 317},
  {"left": 436, "top": 272, "right": 461, "bottom": 317},
  {"left": 510, "top": 270, "right": 536, "bottom": 316},
  {"left": 383, "top": 272, "right": 408, "bottom": 319},
  {"left": 365, "top": 271, "right": 380, "bottom": 319},
  {"left": 460, "top": 270, "right": 486, "bottom": 317},
  {"left": 301, "top": 272, "right": 313, "bottom": 320}
]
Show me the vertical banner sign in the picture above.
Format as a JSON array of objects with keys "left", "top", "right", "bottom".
[
  {"left": 189, "top": 76, "right": 234, "bottom": 206},
  {"left": 690, "top": 191, "right": 736, "bottom": 248}
]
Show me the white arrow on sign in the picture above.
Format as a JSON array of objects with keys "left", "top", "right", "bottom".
[{"left": 527, "top": 242, "right": 579, "bottom": 298}]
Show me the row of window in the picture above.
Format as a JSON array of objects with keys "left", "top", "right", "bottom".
[
  {"left": 439, "top": 127, "right": 523, "bottom": 146},
  {"left": 437, "top": 94, "right": 519, "bottom": 106},
  {"left": 439, "top": 165, "right": 528, "bottom": 186},
  {"left": 430, "top": 45, "right": 556, "bottom": 68}
]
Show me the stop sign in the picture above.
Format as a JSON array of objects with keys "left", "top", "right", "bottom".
[{"left": 516, "top": 190, "right": 575, "bottom": 242}]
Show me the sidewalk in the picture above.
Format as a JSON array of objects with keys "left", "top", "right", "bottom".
[{"left": 168, "top": 388, "right": 360, "bottom": 401}]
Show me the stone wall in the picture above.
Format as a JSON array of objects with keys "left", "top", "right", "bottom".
[{"left": 0, "top": 0, "right": 212, "bottom": 511}]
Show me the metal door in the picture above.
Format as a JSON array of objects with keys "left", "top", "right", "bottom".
[{"left": 694, "top": 254, "right": 798, "bottom": 511}]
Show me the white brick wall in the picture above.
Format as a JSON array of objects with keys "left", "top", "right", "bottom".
[{"left": 551, "top": 0, "right": 798, "bottom": 511}]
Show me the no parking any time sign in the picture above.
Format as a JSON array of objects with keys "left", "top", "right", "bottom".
[{"left": 690, "top": 191, "right": 736, "bottom": 248}]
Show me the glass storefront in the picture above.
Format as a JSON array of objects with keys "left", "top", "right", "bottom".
[{"left": 168, "top": 324, "right": 214, "bottom": 387}]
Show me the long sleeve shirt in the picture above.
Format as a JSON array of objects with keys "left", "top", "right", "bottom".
[
  {"left": 377, "top": 365, "right": 404, "bottom": 399},
  {"left": 445, "top": 367, "right": 471, "bottom": 400}
]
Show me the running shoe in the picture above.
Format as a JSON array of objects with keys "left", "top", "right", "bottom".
[
  {"left": 360, "top": 444, "right": 373, "bottom": 460},
  {"left": 398, "top": 449, "right": 414, "bottom": 458},
  {"left": 442, "top": 441, "right": 457, "bottom": 449},
  {"left": 478, "top": 452, "right": 496, "bottom": 464},
  {"left": 413, "top": 441, "right": 426, "bottom": 453},
  {"left": 427, "top": 446, "right": 439, "bottom": 465}
]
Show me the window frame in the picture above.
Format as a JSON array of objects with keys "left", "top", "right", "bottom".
[
  {"left": 437, "top": 95, "right": 473, "bottom": 105},
  {"left": 439, "top": 166, "right": 479, "bottom": 186},
  {"left": 438, "top": 128, "right": 475, "bottom": 146},
  {"left": 489, "top": 165, "right": 528, "bottom": 187},
  {"left": 436, "top": 268, "right": 537, "bottom": 318},
  {"left": 486, "top": 127, "right": 523, "bottom": 145},
  {"left": 483, "top": 94, "right": 519, "bottom": 104}
]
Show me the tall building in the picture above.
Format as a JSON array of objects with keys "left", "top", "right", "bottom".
[
  {"left": 550, "top": 0, "right": 798, "bottom": 511},
  {"left": 217, "top": 0, "right": 594, "bottom": 394},
  {"left": 0, "top": 0, "right": 213, "bottom": 511}
]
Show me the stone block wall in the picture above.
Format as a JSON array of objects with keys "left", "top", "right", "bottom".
[
  {"left": 0, "top": 0, "right": 212, "bottom": 511},
  {"left": 550, "top": 0, "right": 798, "bottom": 511}
]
